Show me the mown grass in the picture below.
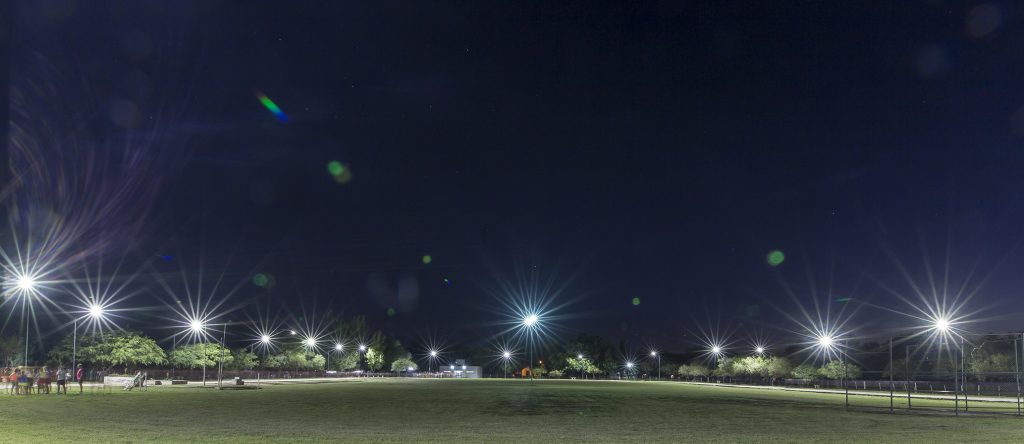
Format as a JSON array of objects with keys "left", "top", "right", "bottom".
[{"left": 0, "top": 378, "right": 1022, "bottom": 443}]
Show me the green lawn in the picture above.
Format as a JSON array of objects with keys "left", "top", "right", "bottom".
[{"left": 1, "top": 379, "right": 1022, "bottom": 443}]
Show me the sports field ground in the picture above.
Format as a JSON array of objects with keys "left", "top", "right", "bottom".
[{"left": 1, "top": 378, "right": 1022, "bottom": 443}]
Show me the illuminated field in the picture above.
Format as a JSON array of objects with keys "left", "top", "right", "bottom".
[{"left": 0, "top": 379, "right": 1021, "bottom": 443}]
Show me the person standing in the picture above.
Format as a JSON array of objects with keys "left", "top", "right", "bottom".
[
  {"left": 55, "top": 366, "right": 67, "bottom": 395},
  {"left": 75, "top": 364, "right": 85, "bottom": 394}
]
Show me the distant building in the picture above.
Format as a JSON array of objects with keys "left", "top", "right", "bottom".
[{"left": 440, "top": 360, "right": 481, "bottom": 378}]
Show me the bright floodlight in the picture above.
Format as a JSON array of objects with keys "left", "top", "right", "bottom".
[
  {"left": 15, "top": 274, "right": 36, "bottom": 291},
  {"left": 625, "top": 361, "right": 634, "bottom": 369},
  {"left": 523, "top": 313, "right": 539, "bottom": 327},
  {"left": 755, "top": 346, "right": 765, "bottom": 355},
  {"left": 260, "top": 335, "right": 271, "bottom": 344},
  {"left": 711, "top": 345, "right": 722, "bottom": 354},
  {"left": 577, "top": 354, "right": 583, "bottom": 359},
  {"left": 190, "top": 319, "right": 204, "bottom": 333},
  {"left": 430, "top": 350, "right": 437, "bottom": 357},
  {"left": 502, "top": 351, "right": 511, "bottom": 359},
  {"left": 289, "top": 330, "right": 296, "bottom": 335},
  {"left": 650, "top": 351, "right": 657, "bottom": 357},
  {"left": 304, "top": 337, "right": 317, "bottom": 347},
  {"left": 334, "top": 343, "right": 343, "bottom": 351},
  {"left": 358, "top": 344, "right": 367, "bottom": 352},
  {"left": 817, "top": 335, "right": 834, "bottom": 348},
  {"left": 934, "top": 318, "right": 950, "bottom": 332},
  {"left": 88, "top": 304, "right": 104, "bottom": 319}
]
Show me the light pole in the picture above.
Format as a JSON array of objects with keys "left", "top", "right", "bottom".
[
  {"left": 502, "top": 351, "right": 511, "bottom": 378},
  {"left": 258, "top": 334, "right": 271, "bottom": 386},
  {"left": 650, "top": 351, "right": 660, "bottom": 381},
  {"left": 330, "top": 343, "right": 342, "bottom": 376},
  {"left": 577, "top": 353, "right": 584, "bottom": 380},
  {"left": 429, "top": 349, "right": 438, "bottom": 375},
  {"left": 625, "top": 361, "right": 635, "bottom": 380},
  {"left": 358, "top": 344, "right": 367, "bottom": 375},
  {"left": 73, "top": 304, "right": 106, "bottom": 373},
  {"left": 8, "top": 274, "right": 38, "bottom": 366},
  {"left": 189, "top": 319, "right": 207, "bottom": 386},
  {"left": 522, "top": 313, "right": 539, "bottom": 380}
]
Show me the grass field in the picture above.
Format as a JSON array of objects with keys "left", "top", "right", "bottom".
[{"left": 1, "top": 379, "right": 1023, "bottom": 443}]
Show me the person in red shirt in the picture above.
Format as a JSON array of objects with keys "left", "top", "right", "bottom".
[{"left": 75, "top": 364, "right": 85, "bottom": 394}]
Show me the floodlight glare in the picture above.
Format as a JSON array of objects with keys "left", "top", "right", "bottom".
[
  {"left": 523, "top": 313, "right": 539, "bottom": 327},
  {"left": 88, "top": 304, "right": 104, "bottom": 319},
  {"left": 934, "top": 318, "right": 950, "bottom": 332},
  {"left": 190, "top": 319, "right": 204, "bottom": 333},
  {"left": 755, "top": 346, "right": 765, "bottom": 355},
  {"left": 626, "top": 361, "right": 634, "bottom": 369},
  {"left": 817, "top": 335, "right": 834, "bottom": 348},
  {"left": 304, "top": 337, "right": 317, "bottom": 347},
  {"left": 359, "top": 344, "right": 367, "bottom": 352},
  {"left": 577, "top": 354, "right": 583, "bottom": 359},
  {"left": 430, "top": 350, "right": 437, "bottom": 357},
  {"left": 289, "top": 330, "right": 296, "bottom": 335},
  {"left": 260, "top": 335, "right": 271, "bottom": 344},
  {"left": 650, "top": 351, "right": 657, "bottom": 357},
  {"left": 15, "top": 275, "right": 36, "bottom": 291},
  {"left": 503, "top": 351, "right": 511, "bottom": 359},
  {"left": 334, "top": 343, "right": 343, "bottom": 351},
  {"left": 711, "top": 345, "right": 722, "bottom": 354}
]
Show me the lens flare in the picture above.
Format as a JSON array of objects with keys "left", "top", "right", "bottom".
[{"left": 256, "top": 92, "right": 288, "bottom": 122}]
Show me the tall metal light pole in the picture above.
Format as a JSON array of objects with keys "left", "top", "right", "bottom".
[
  {"left": 522, "top": 314, "right": 539, "bottom": 380},
  {"left": 358, "top": 344, "right": 367, "bottom": 375},
  {"left": 73, "top": 304, "right": 106, "bottom": 373},
  {"left": 650, "top": 351, "right": 660, "bottom": 381},
  {"left": 502, "top": 351, "right": 511, "bottom": 378},
  {"left": 429, "top": 349, "right": 438, "bottom": 375},
  {"left": 10, "top": 275, "right": 38, "bottom": 366},
  {"left": 189, "top": 320, "right": 207, "bottom": 386}
]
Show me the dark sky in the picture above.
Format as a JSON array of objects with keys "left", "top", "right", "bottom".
[{"left": 7, "top": 1, "right": 1024, "bottom": 351}]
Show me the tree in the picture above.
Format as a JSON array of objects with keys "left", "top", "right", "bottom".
[
  {"left": 365, "top": 347, "right": 385, "bottom": 371},
  {"left": 818, "top": 360, "right": 861, "bottom": 380},
  {"left": 1, "top": 336, "right": 23, "bottom": 366},
  {"left": 713, "top": 357, "right": 736, "bottom": 378},
  {"left": 734, "top": 356, "right": 768, "bottom": 379},
  {"left": 792, "top": 363, "right": 818, "bottom": 380},
  {"left": 678, "top": 363, "right": 710, "bottom": 380},
  {"left": 335, "top": 350, "right": 360, "bottom": 371},
  {"left": 969, "top": 352, "right": 1014, "bottom": 382},
  {"left": 565, "top": 356, "right": 597, "bottom": 377},
  {"left": 64, "top": 331, "right": 166, "bottom": 373},
  {"left": 103, "top": 333, "right": 166, "bottom": 372},
  {"left": 264, "top": 353, "right": 288, "bottom": 369},
  {"left": 548, "top": 369, "right": 563, "bottom": 378},
  {"left": 228, "top": 349, "right": 259, "bottom": 370},
  {"left": 169, "top": 343, "right": 233, "bottom": 369},
  {"left": 391, "top": 357, "right": 418, "bottom": 372},
  {"left": 765, "top": 356, "right": 793, "bottom": 381}
]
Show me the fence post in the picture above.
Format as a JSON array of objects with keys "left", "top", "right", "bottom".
[
  {"left": 961, "top": 337, "right": 967, "bottom": 412},
  {"left": 906, "top": 345, "right": 912, "bottom": 410},
  {"left": 889, "top": 336, "right": 894, "bottom": 414},
  {"left": 1017, "top": 335, "right": 1022, "bottom": 416}
]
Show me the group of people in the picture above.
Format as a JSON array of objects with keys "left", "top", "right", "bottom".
[{"left": 3, "top": 364, "right": 84, "bottom": 395}]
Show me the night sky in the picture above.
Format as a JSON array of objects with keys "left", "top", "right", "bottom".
[{"left": 5, "top": 1, "right": 1024, "bottom": 351}]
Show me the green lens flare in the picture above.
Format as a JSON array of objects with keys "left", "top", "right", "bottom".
[
  {"left": 766, "top": 250, "right": 785, "bottom": 266},
  {"left": 327, "top": 161, "right": 344, "bottom": 176}
]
